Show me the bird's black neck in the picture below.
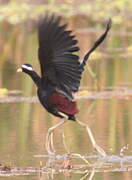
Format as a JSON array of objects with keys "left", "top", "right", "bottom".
[{"left": 25, "top": 70, "right": 41, "bottom": 88}]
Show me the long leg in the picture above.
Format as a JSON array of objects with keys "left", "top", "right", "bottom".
[
  {"left": 88, "top": 169, "right": 95, "bottom": 180},
  {"left": 76, "top": 119, "right": 106, "bottom": 157},
  {"left": 46, "top": 119, "right": 67, "bottom": 154},
  {"left": 62, "top": 132, "right": 70, "bottom": 154}
]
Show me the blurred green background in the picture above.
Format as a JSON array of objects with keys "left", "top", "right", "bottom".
[{"left": 0, "top": 0, "right": 132, "bottom": 179}]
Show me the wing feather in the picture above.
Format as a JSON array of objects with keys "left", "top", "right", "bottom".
[{"left": 38, "top": 15, "right": 81, "bottom": 95}]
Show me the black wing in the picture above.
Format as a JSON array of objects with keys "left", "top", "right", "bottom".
[
  {"left": 38, "top": 14, "right": 81, "bottom": 98},
  {"left": 81, "top": 19, "right": 112, "bottom": 67}
]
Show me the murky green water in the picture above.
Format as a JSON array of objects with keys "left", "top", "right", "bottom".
[
  {"left": 1, "top": 12, "right": 132, "bottom": 180},
  {"left": 0, "top": 72, "right": 132, "bottom": 179}
]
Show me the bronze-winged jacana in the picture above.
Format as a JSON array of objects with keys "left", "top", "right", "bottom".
[{"left": 17, "top": 14, "right": 111, "bottom": 155}]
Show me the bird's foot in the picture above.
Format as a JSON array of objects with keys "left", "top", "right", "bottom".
[{"left": 94, "top": 144, "right": 106, "bottom": 157}]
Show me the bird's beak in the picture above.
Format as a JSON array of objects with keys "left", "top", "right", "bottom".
[{"left": 17, "top": 68, "right": 22, "bottom": 72}]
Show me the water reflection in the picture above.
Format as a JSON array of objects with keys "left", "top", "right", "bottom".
[
  {"left": 1, "top": 152, "right": 132, "bottom": 179},
  {"left": 0, "top": 89, "right": 132, "bottom": 179}
]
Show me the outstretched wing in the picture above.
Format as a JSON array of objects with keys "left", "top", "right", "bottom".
[
  {"left": 81, "top": 18, "right": 112, "bottom": 67},
  {"left": 38, "top": 14, "right": 81, "bottom": 97}
]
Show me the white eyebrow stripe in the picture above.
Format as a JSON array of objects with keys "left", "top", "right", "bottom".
[{"left": 22, "top": 65, "right": 33, "bottom": 71}]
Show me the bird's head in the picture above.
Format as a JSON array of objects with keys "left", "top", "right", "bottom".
[{"left": 17, "top": 64, "right": 33, "bottom": 74}]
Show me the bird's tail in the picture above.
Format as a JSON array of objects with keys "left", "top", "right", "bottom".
[{"left": 80, "top": 19, "right": 112, "bottom": 69}]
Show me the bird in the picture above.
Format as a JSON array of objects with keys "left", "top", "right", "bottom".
[{"left": 17, "top": 14, "right": 111, "bottom": 155}]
